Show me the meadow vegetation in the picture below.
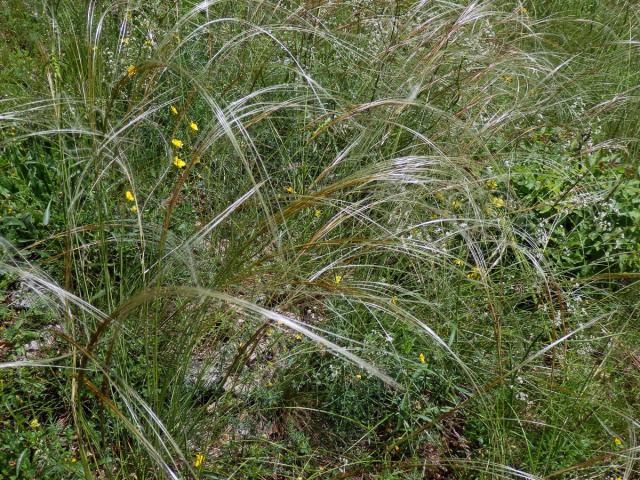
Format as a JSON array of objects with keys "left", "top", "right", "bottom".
[{"left": 1, "top": 0, "right": 639, "bottom": 478}]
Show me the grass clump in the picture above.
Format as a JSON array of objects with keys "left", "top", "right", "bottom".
[{"left": 1, "top": 0, "right": 639, "bottom": 478}]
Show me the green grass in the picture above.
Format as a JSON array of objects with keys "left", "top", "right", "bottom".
[{"left": 1, "top": 0, "right": 639, "bottom": 478}]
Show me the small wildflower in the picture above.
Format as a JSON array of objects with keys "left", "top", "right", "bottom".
[
  {"left": 613, "top": 437, "right": 623, "bottom": 447},
  {"left": 502, "top": 75, "right": 514, "bottom": 83},
  {"left": 126, "top": 64, "right": 137, "bottom": 77},
  {"left": 130, "top": 205, "right": 138, "bottom": 213},
  {"left": 193, "top": 155, "right": 201, "bottom": 165},
  {"left": 29, "top": 418, "right": 40, "bottom": 429},
  {"left": 355, "top": 374, "right": 362, "bottom": 380},
  {"left": 189, "top": 121, "right": 198, "bottom": 132},
  {"left": 390, "top": 296, "right": 398, "bottom": 305},
  {"left": 70, "top": 457, "right": 77, "bottom": 463},
  {"left": 491, "top": 196, "right": 505, "bottom": 208},
  {"left": 170, "top": 105, "right": 178, "bottom": 115},
  {"left": 334, "top": 274, "right": 342, "bottom": 285},
  {"left": 451, "top": 199, "right": 462, "bottom": 210},
  {"left": 171, "top": 138, "right": 183, "bottom": 148},
  {"left": 518, "top": 6, "right": 528, "bottom": 14},
  {"left": 173, "top": 156, "right": 186, "bottom": 168},
  {"left": 294, "top": 333, "right": 303, "bottom": 341},
  {"left": 121, "top": 37, "right": 130, "bottom": 45},
  {"left": 485, "top": 179, "right": 498, "bottom": 190},
  {"left": 453, "top": 258, "right": 465, "bottom": 267},
  {"left": 314, "top": 209, "right": 321, "bottom": 218},
  {"left": 419, "top": 353, "right": 426, "bottom": 364},
  {"left": 285, "top": 186, "right": 295, "bottom": 194},
  {"left": 125, "top": 190, "right": 135, "bottom": 202},
  {"left": 467, "top": 266, "right": 481, "bottom": 280},
  {"left": 194, "top": 453, "right": 205, "bottom": 468}
]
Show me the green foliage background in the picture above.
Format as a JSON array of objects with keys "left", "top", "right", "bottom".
[{"left": 1, "top": 0, "right": 639, "bottom": 478}]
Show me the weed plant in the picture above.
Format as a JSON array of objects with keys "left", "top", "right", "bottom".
[{"left": 1, "top": 0, "right": 639, "bottom": 478}]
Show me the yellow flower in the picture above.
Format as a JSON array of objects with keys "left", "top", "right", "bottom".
[
  {"left": 193, "top": 155, "right": 201, "bottom": 165},
  {"left": 189, "top": 121, "right": 198, "bottom": 131},
  {"left": 467, "top": 266, "right": 482, "bottom": 280},
  {"left": 194, "top": 453, "right": 205, "bottom": 468},
  {"left": 485, "top": 179, "right": 498, "bottom": 190},
  {"left": 171, "top": 138, "right": 183, "bottom": 148},
  {"left": 334, "top": 274, "right": 342, "bottom": 285},
  {"left": 355, "top": 374, "right": 362, "bottom": 380},
  {"left": 451, "top": 199, "right": 462, "bottom": 210},
  {"left": 390, "top": 296, "right": 398, "bottom": 305},
  {"left": 173, "top": 156, "right": 186, "bottom": 168},
  {"left": 121, "top": 37, "right": 130, "bottom": 45},
  {"left": 502, "top": 75, "right": 514, "bottom": 83},
  {"left": 491, "top": 196, "right": 505, "bottom": 208},
  {"left": 294, "top": 333, "right": 303, "bottom": 341},
  {"left": 126, "top": 64, "right": 137, "bottom": 77},
  {"left": 125, "top": 190, "right": 135, "bottom": 202},
  {"left": 314, "top": 209, "right": 321, "bottom": 218},
  {"left": 70, "top": 457, "right": 77, "bottom": 463},
  {"left": 518, "top": 6, "right": 528, "bottom": 14},
  {"left": 130, "top": 205, "right": 138, "bottom": 213},
  {"left": 285, "top": 186, "right": 295, "bottom": 194},
  {"left": 29, "top": 418, "right": 40, "bottom": 429},
  {"left": 170, "top": 105, "right": 178, "bottom": 115},
  {"left": 453, "top": 258, "right": 465, "bottom": 267},
  {"left": 419, "top": 353, "right": 426, "bottom": 364},
  {"left": 614, "top": 437, "right": 623, "bottom": 447}
]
